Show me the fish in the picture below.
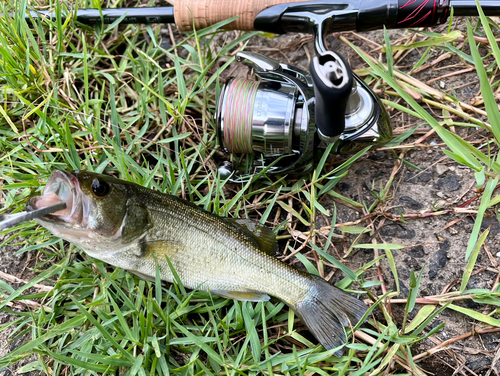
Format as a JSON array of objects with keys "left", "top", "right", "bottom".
[{"left": 27, "top": 170, "right": 368, "bottom": 354}]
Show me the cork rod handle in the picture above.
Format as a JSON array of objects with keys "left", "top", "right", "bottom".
[{"left": 174, "top": 0, "right": 304, "bottom": 31}]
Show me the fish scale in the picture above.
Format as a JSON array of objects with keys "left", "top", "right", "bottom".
[
  {"left": 138, "top": 197, "right": 309, "bottom": 303},
  {"left": 29, "top": 170, "right": 368, "bottom": 355}
]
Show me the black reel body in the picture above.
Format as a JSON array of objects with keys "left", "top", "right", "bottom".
[{"left": 216, "top": 51, "right": 392, "bottom": 181}]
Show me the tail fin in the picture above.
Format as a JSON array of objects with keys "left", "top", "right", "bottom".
[{"left": 293, "top": 275, "right": 368, "bottom": 356}]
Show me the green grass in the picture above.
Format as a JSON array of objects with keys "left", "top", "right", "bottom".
[{"left": 1, "top": 0, "right": 500, "bottom": 375}]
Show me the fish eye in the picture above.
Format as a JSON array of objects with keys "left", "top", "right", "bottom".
[{"left": 91, "top": 179, "right": 110, "bottom": 198}]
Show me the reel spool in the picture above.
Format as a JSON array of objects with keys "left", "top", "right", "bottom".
[
  {"left": 218, "top": 78, "right": 299, "bottom": 157},
  {"left": 216, "top": 51, "right": 392, "bottom": 181}
]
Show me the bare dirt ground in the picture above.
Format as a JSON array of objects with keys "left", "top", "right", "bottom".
[
  {"left": 1, "top": 17, "right": 499, "bottom": 376},
  {"left": 335, "top": 25, "right": 500, "bottom": 376}
]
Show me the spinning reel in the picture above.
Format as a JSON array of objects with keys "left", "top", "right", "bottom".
[{"left": 216, "top": 49, "right": 392, "bottom": 181}]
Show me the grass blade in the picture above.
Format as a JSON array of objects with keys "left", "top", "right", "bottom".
[
  {"left": 467, "top": 20, "right": 500, "bottom": 143},
  {"left": 465, "top": 178, "right": 498, "bottom": 260},
  {"left": 447, "top": 304, "right": 500, "bottom": 326},
  {"left": 310, "top": 243, "right": 357, "bottom": 281},
  {"left": 461, "top": 229, "right": 489, "bottom": 292},
  {"left": 354, "top": 244, "right": 404, "bottom": 250}
]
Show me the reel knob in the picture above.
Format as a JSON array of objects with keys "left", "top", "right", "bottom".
[{"left": 310, "top": 51, "right": 353, "bottom": 143}]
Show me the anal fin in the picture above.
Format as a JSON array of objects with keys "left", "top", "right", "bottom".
[
  {"left": 129, "top": 270, "right": 156, "bottom": 283},
  {"left": 212, "top": 290, "right": 270, "bottom": 302}
]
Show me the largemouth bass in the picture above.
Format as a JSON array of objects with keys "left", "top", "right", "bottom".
[{"left": 27, "top": 170, "right": 367, "bottom": 354}]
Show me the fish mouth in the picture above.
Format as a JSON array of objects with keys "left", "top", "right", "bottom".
[{"left": 27, "top": 170, "right": 89, "bottom": 228}]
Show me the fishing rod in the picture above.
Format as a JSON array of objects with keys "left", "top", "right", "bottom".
[
  {"left": 24, "top": 1, "right": 500, "bottom": 33},
  {"left": 21, "top": 0, "right": 500, "bottom": 181}
]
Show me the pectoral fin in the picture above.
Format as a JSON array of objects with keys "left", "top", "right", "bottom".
[
  {"left": 131, "top": 240, "right": 186, "bottom": 281},
  {"left": 212, "top": 290, "right": 271, "bottom": 302},
  {"left": 142, "top": 239, "right": 186, "bottom": 259}
]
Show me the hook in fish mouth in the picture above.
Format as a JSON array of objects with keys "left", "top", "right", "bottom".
[{"left": 27, "top": 170, "right": 89, "bottom": 227}]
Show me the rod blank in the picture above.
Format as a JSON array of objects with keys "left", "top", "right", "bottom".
[
  {"left": 450, "top": 0, "right": 500, "bottom": 15},
  {"left": 24, "top": 7, "right": 175, "bottom": 25}
]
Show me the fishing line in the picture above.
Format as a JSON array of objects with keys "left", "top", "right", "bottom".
[{"left": 222, "top": 78, "right": 259, "bottom": 154}]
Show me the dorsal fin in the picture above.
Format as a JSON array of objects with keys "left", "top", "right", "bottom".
[{"left": 231, "top": 218, "right": 278, "bottom": 256}]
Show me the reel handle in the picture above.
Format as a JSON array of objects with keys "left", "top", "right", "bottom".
[{"left": 310, "top": 51, "right": 353, "bottom": 142}]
